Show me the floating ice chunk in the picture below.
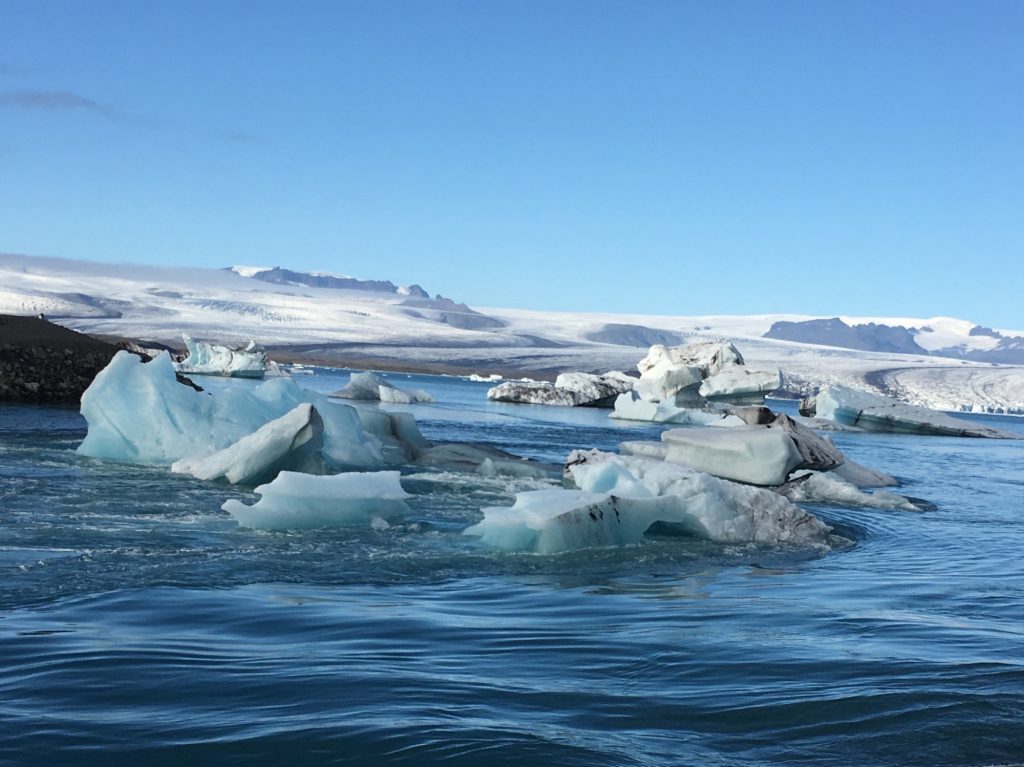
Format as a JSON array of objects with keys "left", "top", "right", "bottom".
[
  {"left": 779, "top": 472, "right": 917, "bottom": 510},
  {"left": 354, "top": 408, "right": 431, "bottom": 463},
  {"left": 659, "top": 413, "right": 843, "bottom": 486},
  {"left": 170, "top": 403, "right": 325, "bottom": 485},
  {"left": 331, "top": 371, "right": 434, "bottom": 404},
  {"left": 487, "top": 372, "right": 633, "bottom": 408},
  {"left": 223, "top": 470, "right": 412, "bottom": 530},
  {"left": 699, "top": 368, "right": 781, "bottom": 402},
  {"left": 611, "top": 390, "right": 745, "bottom": 426},
  {"left": 175, "top": 334, "right": 268, "bottom": 379},
  {"left": 802, "top": 385, "right": 1017, "bottom": 439},
  {"left": 464, "top": 452, "right": 832, "bottom": 553},
  {"left": 78, "top": 351, "right": 384, "bottom": 468},
  {"left": 487, "top": 381, "right": 576, "bottom": 406}
]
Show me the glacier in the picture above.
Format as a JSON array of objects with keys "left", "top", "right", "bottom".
[
  {"left": 223, "top": 470, "right": 412, "bottom": 530},
  {"left": 802, "top": 384, "right": 1018, "bottom": 439}
]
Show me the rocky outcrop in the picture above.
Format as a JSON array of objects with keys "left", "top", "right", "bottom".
[{"left": 0, "top": 314, "right": 120, "bottom": 403}]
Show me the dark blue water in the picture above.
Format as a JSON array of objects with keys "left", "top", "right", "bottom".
[{"left": 2, "top": 370, "right": 1023, "bottom": 766}]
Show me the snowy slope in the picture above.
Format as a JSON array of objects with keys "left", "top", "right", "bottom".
[{"left": 1, "top": 252, "right": 1022, "bottom": 413}]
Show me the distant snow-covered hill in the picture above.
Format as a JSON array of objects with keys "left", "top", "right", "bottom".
[{"left": 1, "top": 252, "right": 1022, "bottom": 414}]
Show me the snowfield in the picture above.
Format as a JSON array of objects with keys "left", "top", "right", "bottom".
[{"left": 2, "top": 252, "right": 1022, "bottom": 414}]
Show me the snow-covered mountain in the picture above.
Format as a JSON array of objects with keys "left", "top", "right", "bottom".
[
  {"left": 765, "top": 316, "right": 1024, "bottom": 364},
  {"left": 1, "top": 252, "right": 1022, "bottom": 414}
]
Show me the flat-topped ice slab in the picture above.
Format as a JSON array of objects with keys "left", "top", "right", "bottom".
[
  {"left": 223, "top": 470, "right": 412, "bottom": 530},
  {"left": 659, "top": 413, "right": 843, "bottom": 486},
  {"left": 804, "top": 384, "right": 1018, "bottom": 439}
]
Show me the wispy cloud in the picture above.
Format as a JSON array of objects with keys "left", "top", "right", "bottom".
[{"left": 0, "top": 89, "right": 120, "bottom": 120}]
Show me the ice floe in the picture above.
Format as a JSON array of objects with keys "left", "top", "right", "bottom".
[
  {"left": 223, "top": 470, "right": 412, "bottom": 530},
  {"left": 778, "top": 471, "right": 918, "bottom": 511},
  {"left": 801, "top": 384, "right": 1018, "bottom": 438}
]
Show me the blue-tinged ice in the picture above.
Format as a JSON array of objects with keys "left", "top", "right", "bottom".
[
  {"left": 223, "top": 470, "right": 412, "bottom": 530},
  {"left": 78, "top": 351, "right": 384, "bottom": 468}
]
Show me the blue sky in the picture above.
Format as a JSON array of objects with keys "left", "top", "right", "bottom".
[{"left": 1, "top": 1, "right": 1021, "bottom": 326}]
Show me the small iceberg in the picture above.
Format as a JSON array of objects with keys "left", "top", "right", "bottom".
[
  {"left": 801, "top": 384, "right": 1018, "bottom": 439},
  {"left": 331, "top": 371, "right": 434, "bottom": 404},
  {"left": 487, "top": 371, "right": 634, "bottom": 408},
  {"left": 174, "top": 334, "right": 269, "bottom": 379},
  {"left": 223, "top": 470, "right": 412, "bottom": 530}
]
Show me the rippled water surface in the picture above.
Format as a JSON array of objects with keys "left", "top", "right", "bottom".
[{"left": 2, "top": 370, "right": 1023, "bottom": 766}]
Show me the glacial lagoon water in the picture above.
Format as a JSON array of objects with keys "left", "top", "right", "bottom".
[{"left": 1, "top": 369, "right": 1023, "bottom": 766}]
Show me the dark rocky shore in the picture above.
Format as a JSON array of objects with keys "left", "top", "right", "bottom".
[{"left": 0, "top": 314, "right": 119, "bottom": 403}]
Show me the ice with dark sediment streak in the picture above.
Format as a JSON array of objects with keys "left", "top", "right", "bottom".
[
  {"left": 223, "top": 470, "right": 412, "bottom": 530},
  {"left": 801, "top": 384, "right": 1019, "bottom": 439},
  {"left": 174, "top": 334, "right": 268, "bottom": 378},
  {"left": 464, "top": 451, "right": 833, "bottom": 554},
  {"left": 486, "top": 371, "right": 633, "bottom": 408}
]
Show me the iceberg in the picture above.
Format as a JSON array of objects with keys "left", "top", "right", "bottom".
[
  {"left": 611, "top": 390, "right": 746, "bottom": 426},
  {"left": 170, "top": 403, "right": 325, "bottom": 485},
  {"left": 657, "top": 413, "right": 843, "bottom": 486},
  {"left": 801, "top": 384, "right": 1018, "bottom": 439},
  {"left": 223, "top": 470, "right": 412, "bottom": 530},
  {"left": 175, "top": 334, "right": 268, "bottom": 379},
  {"left": 464, "top": 451, "right": 832, "bottom": 554},
  {"left": 625, "top": 340, "right": 780, "bottom": 416},
  {"left": 486, "top": 372, "right": 633, "bottom": 408},
  {"left": 331, "top": 371, "right": 434, "bottom": 404},
  {"left": 78, "top": 351, "right": 384, "bottom": 468}
]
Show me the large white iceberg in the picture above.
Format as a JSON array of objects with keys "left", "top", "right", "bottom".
[
  {"left": 464, "top": 451, "right": 832, "bottom": 554},
  {"left": 175, "top": 334, "right": 268, "bottom": 379},
  {"left": 331, "top": 371, "right": 434, "bottom": 404},
  {"left": 79, "top": 351, "right": 384, "bottom": 468},
  {"left": 801, "top": 385, "right": 1018, "bottom": 439},
  {"left": 486, "top": 371, "right": 633, "bottom": 408},
  {"left": 223, "top": 470, "right": 412, "bottom": 530},
  {"left": 170, "top": 403, "right": 326, "bottom": 485},
  {"left": 627, "top": 340, "right": 780, "bottom": 415}
]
